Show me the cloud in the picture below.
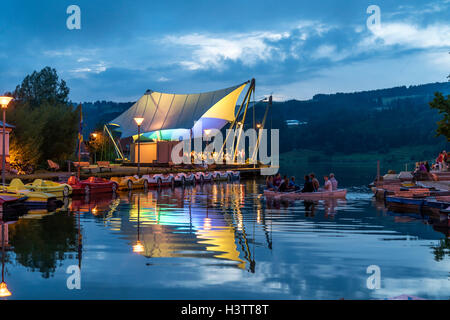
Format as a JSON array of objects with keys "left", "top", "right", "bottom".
[
  {"left": 2, "top": 1, "right": 449, "bottom": 102},
  {"left": 164, "top": 32, "right": 290, "bottom": 70},
  {"left": 363, "top": 22, "right": 450, "bottom": 49},
  {"left": 163, "top": 21, "right": 333, "bottom": 71}
]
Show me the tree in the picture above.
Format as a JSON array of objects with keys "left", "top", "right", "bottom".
[
  {"left": 429, "top": 92, "right": 450, "bottom": 141},
  {"left": 6, "top": 67, "right": 78, "bottom": 171},
  {"left": 13, "top": 66, "right": 69, "bottom": 106}
]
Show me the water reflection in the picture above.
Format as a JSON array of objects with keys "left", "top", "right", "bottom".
[
  {"left": 1, "top": 222, "right": 12, "bottom": 297},
  {"left": 0, "top": 179, "right": 448, "bottom": 299},
  {"left": 117, "top": 183, "right": 255, "bottom": 272}
]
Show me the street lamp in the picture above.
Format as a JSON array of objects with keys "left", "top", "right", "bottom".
[
  {"left": 133, "top": 117, "right": 144, "bottom": 176},
  {"left": 90, "top": 132, "right": 99, "bottom": 163},
  {"left": 0, "top": 97, "right": 13, "bottom": 190}
]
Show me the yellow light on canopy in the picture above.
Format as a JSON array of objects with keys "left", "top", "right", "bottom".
[
  {"left": 133, "top": 240, "right": 145, "bottom": 253},
  {"left": 0, "top": 282, "right": 11, "bottom": 297},
  {"left": 134, "top": 117, "right": 144, "bottom": 126},
  {"left": 204, "top": 129, "right": 211, "bottom": 136},
  {"left": 0, "top": 96, "right": 13, "bottom": 109}
]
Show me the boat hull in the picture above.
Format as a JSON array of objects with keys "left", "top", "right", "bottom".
[{"left": 264, "top": 189, "right": 347, "bottom": 200}]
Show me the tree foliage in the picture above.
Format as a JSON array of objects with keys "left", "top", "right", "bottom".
[
  {"left": 429, "top": 92, "right": 450, "bottom": 141},
  {"left": 6, "top": 67, "right": 78, "bottom": 170},
  {"left": 13, "top": 66, "right": 69, "bottom": 106}
]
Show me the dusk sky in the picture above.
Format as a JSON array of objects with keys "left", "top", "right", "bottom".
[{"left": 0, "top": 0, "right": 449, "bottom": 102}]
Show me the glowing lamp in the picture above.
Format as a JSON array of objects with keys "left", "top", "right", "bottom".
[
  {"left": 204, "top": 129, "right": 211, "bottom": 136},
  {"left": 134, "top": 117, "right": 144, "bottom": 126},
  {"left": 0, "top": 282, "right": 11, "bottom": 297},
  {"left": 133, "top": 240, "right": 144, "bottom": 253},
  {"left": 91, "top": 133, "right": 98, "bottom": 138},
  {"left": 256, "top": 123, "right": 262, "bottom": 129},
  {"left": 0, "top": 97, "right": 12, "bottom": 109}
]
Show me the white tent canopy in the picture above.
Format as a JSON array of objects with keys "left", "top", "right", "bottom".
[{"left": 110, "top": 81, "right": 249, "bottom": 138}]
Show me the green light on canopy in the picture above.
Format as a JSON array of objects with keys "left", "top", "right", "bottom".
[{"left": 132, "top": 129, "right": 190, "bottom": 142}]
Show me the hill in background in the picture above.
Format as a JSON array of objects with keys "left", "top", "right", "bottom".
[
  {"left": 76, "top": 81, "right": 450, "bottom": 161},
  {"left": 248, "top": 81, "right": 450, "bottom": 159}
]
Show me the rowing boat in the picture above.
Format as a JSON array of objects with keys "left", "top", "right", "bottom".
[{"left": 264, "top": 189, "right": 347, "bottom": 200}]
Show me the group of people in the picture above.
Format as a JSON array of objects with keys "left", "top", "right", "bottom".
[
  {"left": 413, "top": 161, "right": 431, "bottom": 174},
  {"left": 266, "top": 172, "right": 338, "bottom": 193}
]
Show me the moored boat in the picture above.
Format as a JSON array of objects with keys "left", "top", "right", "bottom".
[
  {"left": 172, "top": 172, "right": 196, "bottom": 186},
  {"left": 0, "top": 194, "right": 28, "bottom": 214},
  {"left": 110, "top": 176, "right": 147, "bottom": 190},
  {"left": 24, "top": 179, "right": 72, "bottom": 197},
  {"left": 141, "top": 174, "right": 175, "bottom": 188},
  {"left": 264, "top": 189, "right": 347, "bottom": 200},
  {"left": 194, "top": 171, "right": 214, "bottom": 183},
  {"left": 4, "top": 178, "right": 63, "bottom": 210},
  {"left": 68, "top": 176, "right": 119, "bottom": 195}
]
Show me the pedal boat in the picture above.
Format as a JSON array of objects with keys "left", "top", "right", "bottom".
[
  {"left": 226, "top": 170, "right": 240, "bottom": 180},
  {"left": 194, "top": 171, "right": 214, "bottom": 183},
  {"left": 68, "top": 176, "right": 119, "bottom": 196},
  {"left": 141, "top": 174, "right": 175, "bottom": 188},
  {"left": 173, "top": 172, "right": 196, "bottom": 186},
  {"left": 24, "top": 179, "right": 72, "bottom": 197},
  {"left": 264, "top": 189, "right": 347, "bottom": 200},
  {"left": 4, "top": 179, "right": 63, "bottom": 209},
  {"left": 110, "top": 176, "right": 147, "bottom": 190},
  {"left": 212, "top": 171, "right": 231, "bottom": 181},
  {"left": 0, "top": 194, "right": 28, "bottom": 217}
]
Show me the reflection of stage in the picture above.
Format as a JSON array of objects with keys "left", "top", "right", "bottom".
[{"left": 115, "top": 183, "right": 254, "bottom": 271}]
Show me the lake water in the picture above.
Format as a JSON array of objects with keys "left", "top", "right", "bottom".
[{"left": 0, "top": 164, "right": 449, "bottom": 300}]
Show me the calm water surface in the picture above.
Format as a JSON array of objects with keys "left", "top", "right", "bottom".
[{"left": 0, "top": 167, "right": 449, "bottom": 300}]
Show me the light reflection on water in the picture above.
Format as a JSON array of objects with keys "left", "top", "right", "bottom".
[{"left": 0, "top": 179, "right": 449, "bottom": 300}]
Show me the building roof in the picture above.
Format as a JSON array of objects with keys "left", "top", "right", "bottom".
[{"left": 0, "top": 121, "right": 15, "bottom": 129}]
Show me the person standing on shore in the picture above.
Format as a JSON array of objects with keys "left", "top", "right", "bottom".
[
  {"left": 437, "top": 152, "right": 444, "bottom": 171},
  {"left": 443, "top": 151, "right": 448, "bottom": 171}
]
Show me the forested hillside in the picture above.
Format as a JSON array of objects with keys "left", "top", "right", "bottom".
[
  {"left": 77, "top": 81, "right": 450, "bottom": 156},
  {"left": 248, "top": 82, "right": 450, "bottom": 155}
]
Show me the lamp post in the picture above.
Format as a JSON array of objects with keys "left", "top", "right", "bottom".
[
  {"left": 0, "top": 97, "right": 13, "bottom": 190},
  {"left": 90, "top": 132, "right": 98, "bottom": 164},
  {"left": 133, "top": 117, "right": 144, "bottom": 176}
]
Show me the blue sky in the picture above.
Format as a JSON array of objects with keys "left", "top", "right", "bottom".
[{"left": 0, "top": 0, "right": 449, "bottom": 102}]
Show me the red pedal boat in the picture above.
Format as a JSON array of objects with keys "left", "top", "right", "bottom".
[
  {"left": 68, "top": 176, "right": 119, "bottom": 196},
  {"left": 0, "top": 194, "right": 28, "bottom": 219}
]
